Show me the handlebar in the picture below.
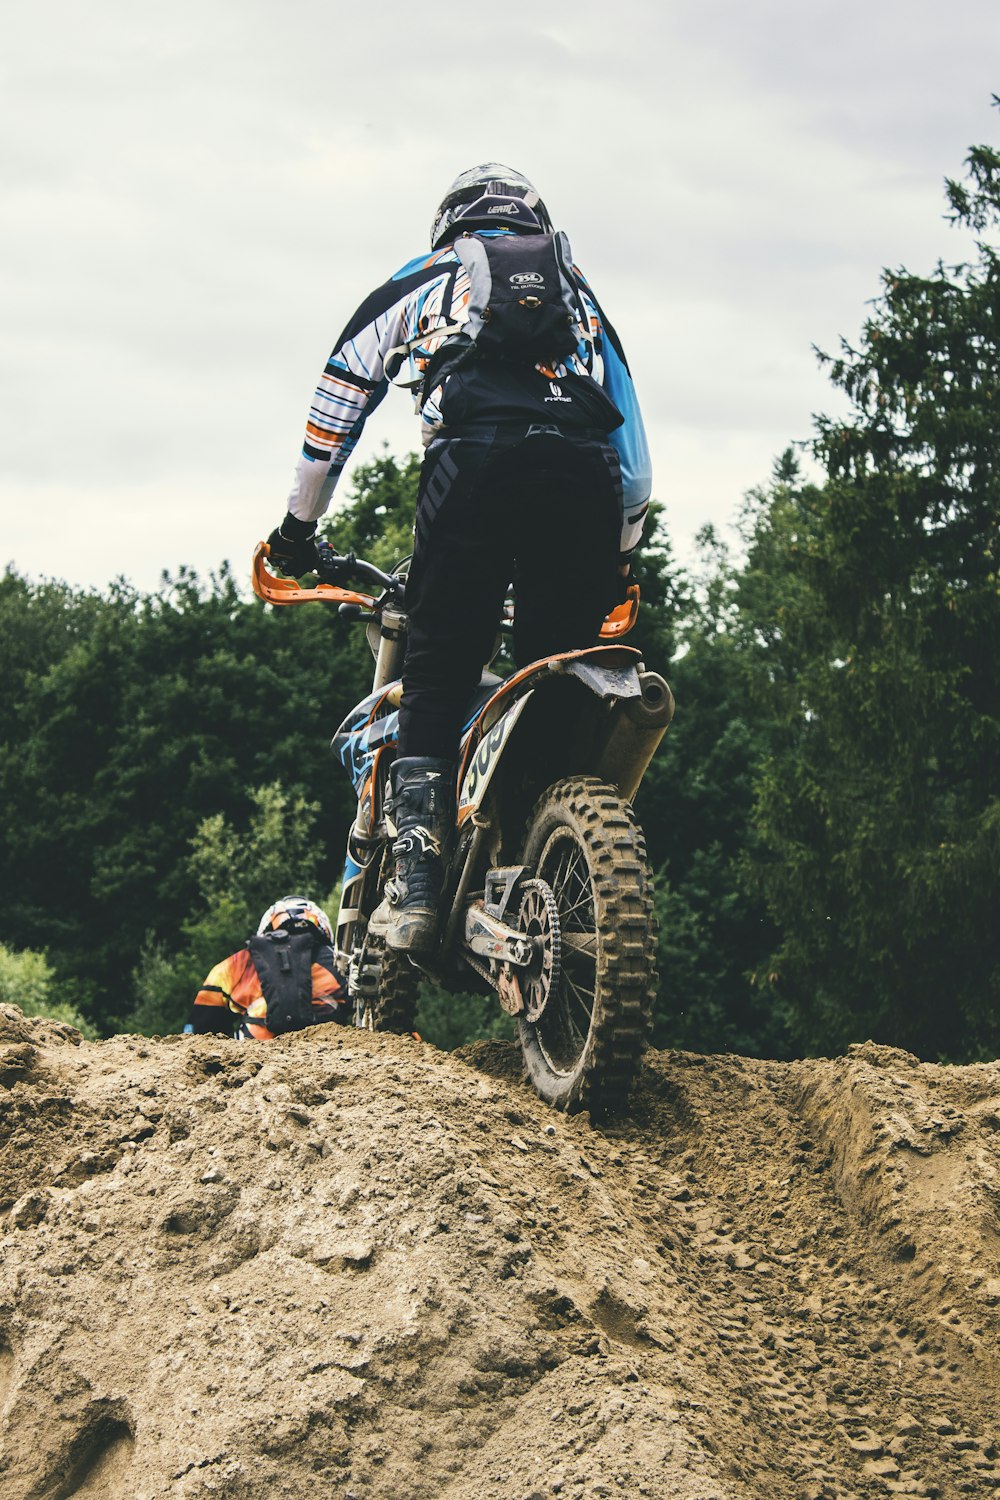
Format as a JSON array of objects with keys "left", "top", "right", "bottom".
[
  {"left": 315, "top": 542, "right": 405, "bottom": 597},
  {"left": 251, "top": 541, "right": 640, "bottom": 638}
]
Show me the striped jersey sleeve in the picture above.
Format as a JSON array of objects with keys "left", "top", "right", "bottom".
[{"left": 285, "top": 250, "right": 462, "bottom": 522}]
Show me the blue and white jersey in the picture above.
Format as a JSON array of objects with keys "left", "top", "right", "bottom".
[{"left": 285, "top": 231, "right": 652, "bottom": 553}]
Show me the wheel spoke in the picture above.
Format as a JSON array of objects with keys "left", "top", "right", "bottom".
[
  {"left": 562, "top": 968, "right": 594, "bottom": 1020},
  {"left": 548, "top": 844, "right": 574, "bottom": 904},
  {"left": 531, "top": 830, "right": 598, "bottom": 1069},
  {"left": 559, "top": 891, "right": 596, "bottom": 925},
  {"left": 561, "top": 930, "right": 598, "bottom": 961},
  {"left": 557, "top": 848, "right": 588, "bottom": 904}
]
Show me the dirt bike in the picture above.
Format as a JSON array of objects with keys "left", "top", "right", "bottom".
[{"left": 252, "top": 541, "right": 673, "bottom": 1115}]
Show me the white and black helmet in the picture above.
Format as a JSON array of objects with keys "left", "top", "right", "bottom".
[
  {"left": 430, "top": 163, "right": 553, "bottom": 250},
  {"left": 257, "top": 895, "right": 334, "bottom": 945}
]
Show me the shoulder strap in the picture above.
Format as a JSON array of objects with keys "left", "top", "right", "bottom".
[
  {"left": 384, "top": 320, "right": 466, "bottom": 389},
  {"left": 552, "top": 232, "right": 593, "bottom": 349},
  {"left": 453, "top": 235, "right": 494, "bottom": 343}
]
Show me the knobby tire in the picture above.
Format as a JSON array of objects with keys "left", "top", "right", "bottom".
[{"left": 518, "top": 776, "right": 657, "bottom": 1117}]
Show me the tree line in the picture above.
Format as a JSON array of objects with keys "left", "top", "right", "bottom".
[{"left": 1, "top": 133, "right": 997, "bottom": 1059}]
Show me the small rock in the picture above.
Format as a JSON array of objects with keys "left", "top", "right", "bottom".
[
  {"left": 323, "top": 1238, "right": 375, "bottom": 1270},
  {"left": 848, "top": 1434, "right": 884, "bottom": 1457},
  {"left": 864, "top": 1457, "right": 901, "bottom": 1479},
  {"left": 9, "top": 1190, "right": 50, "bottom": 1229}
]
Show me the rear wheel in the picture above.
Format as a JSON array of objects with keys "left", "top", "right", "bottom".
[{"left": 518, "top": 777, "right": 656, "bottom": 1116}]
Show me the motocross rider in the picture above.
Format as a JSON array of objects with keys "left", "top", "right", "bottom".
[
  {"left": 190, "top": 896, "right": 349, "bottom": 1039},
  {"left": 266, "top": 164, "right": 652, "bottom": 955}
]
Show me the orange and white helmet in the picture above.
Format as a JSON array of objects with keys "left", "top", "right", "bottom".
[{"left": 257, "top": 895, "right": 334, "bottom": 945}]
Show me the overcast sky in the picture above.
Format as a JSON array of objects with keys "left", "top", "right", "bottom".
[{"left": 3, "top": 0, "right": 998, "bottom": 592}]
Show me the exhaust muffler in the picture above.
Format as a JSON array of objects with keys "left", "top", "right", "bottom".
[{"left": 596, "top": 669, "right": 675, "bottom": 801}]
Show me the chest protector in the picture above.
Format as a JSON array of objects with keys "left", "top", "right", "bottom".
[
  {"left": 246, "top": 930, "right": 317, "bottom": 1035},
  {"left": 421, "top": 230, "right": 585, "bottom": 405}
]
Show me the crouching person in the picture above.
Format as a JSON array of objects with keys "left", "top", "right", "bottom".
[{"left": 190, "top": 896, "right": 350, "bottom": 1040}]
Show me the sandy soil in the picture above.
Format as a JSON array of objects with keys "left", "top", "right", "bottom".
[{"left": 1, "top": 1003, "right": 999, "bottom": 1500}]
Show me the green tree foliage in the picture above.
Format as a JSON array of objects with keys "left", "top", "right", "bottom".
[
  {"left": 0, "top": 459, "right": 416, "bottom": 1032},
  {"left": 742, "top": 136, "right": 1000, "bottom": 1057},
  {"left": 0, "top": 944, "right": 98, "bottom": 1039},
  {"left": 637, "top": 521, "right": 784, "bottom": 1056},
  {"left": 0, "top": 564, "right": 359, "bottom": 1028},
  {"left": 413, "top": 985, "right": 515, "bottom": 1051}
]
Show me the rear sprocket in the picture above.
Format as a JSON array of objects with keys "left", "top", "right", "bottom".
[{"left": 515, "top": 877, "right": 561, "bottom": 1023}]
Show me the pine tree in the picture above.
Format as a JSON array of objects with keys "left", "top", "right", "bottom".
[{"left": 743, "top": 124, "right": 1000, "bottom": 1057}]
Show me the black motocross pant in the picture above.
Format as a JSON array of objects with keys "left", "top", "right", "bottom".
[{"left": 396, "top": 426, "right": 623, "bottom": 763}]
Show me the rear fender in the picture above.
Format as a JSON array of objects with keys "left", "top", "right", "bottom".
[{"left": 457, "top": 645, "right": 644, "bottom": 827}]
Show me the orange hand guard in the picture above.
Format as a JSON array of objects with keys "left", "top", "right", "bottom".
[
  {"left": 600, "top": 584, "right": 639, "bottom": 638},
  {"left": 251, "top": 542, "right": 377, "bottom": 610}
]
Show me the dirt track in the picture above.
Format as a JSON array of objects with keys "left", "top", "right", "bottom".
[{"left": 1, "top": 1003, "right": 999, "bottom": 1500}]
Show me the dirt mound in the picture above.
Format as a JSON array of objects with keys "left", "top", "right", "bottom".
[{"left": 1, "top": 1004, "right": 999, "bottom": 1500}]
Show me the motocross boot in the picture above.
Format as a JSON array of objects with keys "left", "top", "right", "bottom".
[{"left": 372, "top": 756, "right": 455, "bottom": 954}]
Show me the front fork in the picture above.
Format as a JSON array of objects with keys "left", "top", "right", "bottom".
[{"left": 336, "top": 607, "right": 408, "bottom": 976}]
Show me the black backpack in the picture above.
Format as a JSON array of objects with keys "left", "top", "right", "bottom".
[
  {"left": 246, "top": 929, "right": 317, "bottom": 1035},
  {"left": 420, "top": 229, "right": 586, "bottom": 404}
]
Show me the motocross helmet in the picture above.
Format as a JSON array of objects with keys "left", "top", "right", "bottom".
[
  {"left": 257, "top": 896, "right": 334, "bottom": 945},
  {"left": 430, "top": 163, "right": 553, "bottom": 249}
]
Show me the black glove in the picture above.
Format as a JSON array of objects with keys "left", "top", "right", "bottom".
[{"left": 266, "top": 513, "right": 319, "bottom": 576}]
